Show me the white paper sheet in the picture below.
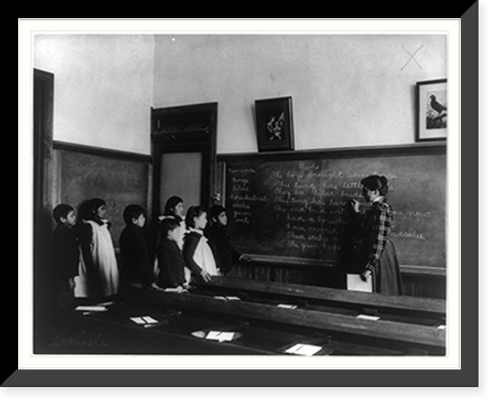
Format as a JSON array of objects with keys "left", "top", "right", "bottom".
[
  {"left": 130, "top": 316, "right": 159, "bottom": 325},
  {"left": 277, "top": 304, "right": 298, "bottom": 309},
  {"left": 214, "top": 296, "right": 241, "bottom": 301},
  {"left": 205, "top": 331, "right": 235, "bottom": 342},
  {"left": 285, "top": 343, "right": 322, "bottom": 356},
  {"left": 356, "top": 314, "right": 380, "bottom": 321},
  {"left": 75, "top": 305, "right": 107, "bottom": 312},
  {"left": 347, "top": 273, "right": 373, "bottom": 292}
]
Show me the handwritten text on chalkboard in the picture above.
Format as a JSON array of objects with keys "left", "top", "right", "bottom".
[{"left": 223, "top": 151, "right": 446, "bottom": 269}]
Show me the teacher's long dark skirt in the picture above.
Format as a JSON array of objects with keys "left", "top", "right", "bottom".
[{"left": 373, "top": 240, "right": 404, "bottom": 295}]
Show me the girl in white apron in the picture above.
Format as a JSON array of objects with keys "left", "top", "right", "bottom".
[
  {"left": 75, "top": 198, "right": 120, "bottom": 299},
  {"left": 182, "top": 206, "right": 219, "bottom": 283}
]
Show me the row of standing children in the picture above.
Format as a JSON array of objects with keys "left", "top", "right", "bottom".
[
  {"left": 153, "top": 196, "right": 249, "bottom": 293},
  {"left": 50, "top": 195, "right": 247, "bottom": 311},
  {"left": 50, "top": 198, "right": 121, "bottom": 311}
]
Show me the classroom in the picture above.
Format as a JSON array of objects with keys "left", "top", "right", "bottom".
[{"left": 30, "top": 24, "right": 454, "bottom": 361}]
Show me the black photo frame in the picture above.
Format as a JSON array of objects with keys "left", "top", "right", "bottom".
[
  {"left": 416, "top": 78, "right": 448, "bottom": 141},
  {"left": 255, "top": 96, "right": 294, "bottom": 152}
]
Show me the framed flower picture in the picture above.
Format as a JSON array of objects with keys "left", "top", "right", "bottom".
[
  {"left": 255, "top": 96, "right": 294, "bottom": 152},
  {"left": 416, "top": 79, "right": 448, "bottom": 141}
]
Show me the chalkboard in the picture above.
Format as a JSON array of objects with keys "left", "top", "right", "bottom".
[
  {"left": 219, "top": 144, "right": 446, "bottom": 274},
  {"left": 54, "top": 143, "right": 151, "bottom": 247}
]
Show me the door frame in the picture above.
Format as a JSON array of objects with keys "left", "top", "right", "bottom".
[
  {"left": 33, "top": 68, "right": 54, "bottom": 312},
  {"left": 150, "top": 102, "right": 218, "bottom": 219}
]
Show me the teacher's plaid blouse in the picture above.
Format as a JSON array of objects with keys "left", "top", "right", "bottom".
[{"left": 361, "top": 198, "right": 394, "bottom": 273}]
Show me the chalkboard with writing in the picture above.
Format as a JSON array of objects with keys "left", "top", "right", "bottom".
[{"left": 219, "top": 144, "right": 446, "bottom": 274}]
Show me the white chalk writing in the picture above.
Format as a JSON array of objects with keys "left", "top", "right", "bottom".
[{"left": 227, "top": 163, "right": 432, "bottom": 257}]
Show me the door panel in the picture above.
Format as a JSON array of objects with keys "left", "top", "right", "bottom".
[{"left": 160, "top": 152, "right": 202, "bottom": 211}]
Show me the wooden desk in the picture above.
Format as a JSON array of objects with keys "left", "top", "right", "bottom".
[
  {"left": 34, "top": 278, "right": 446, "bottom": 356},
  {"left": 192, "top": 276, "right": 446, "bottom": 323},
  {"left": 128, "top": 280, "right": 446, "bottom": 355},
  {"left": 35, "top": 297, "right": 397, "bottom": 356}
]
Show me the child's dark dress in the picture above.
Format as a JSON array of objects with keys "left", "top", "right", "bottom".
[
  {"left": 156, "top": 236, "right": 186, "bottom": 289},
  {"left": 51, "top": 224, "right": 80, "bottom": 309},
  {"left": 205, "top": 223, "right": 242, "bottom": 275},
  {"left": 119, "top": 224, "right": 155, "bottom": 289}
]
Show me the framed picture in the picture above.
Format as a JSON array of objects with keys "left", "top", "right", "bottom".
[
  {"left": 416, "top": 79, "right": 448, "bottom": 141},
  {"left": 255, "top": 96, "right": 294, "bottom": 152}
]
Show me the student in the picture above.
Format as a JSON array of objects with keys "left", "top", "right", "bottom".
[
  {"left": 159, "top": 195, "right": 186, "bottom": 250},
  {"left": 51, "top": 204, "right": 80, "bottom": 311},
  {"left": 78, "top": 198, "right": 120, "bottom": 299},
  {"left": 119, "top": 204, "right": 155, "bottom": 291},
  {"left": 205, "top": 204, "right": 249, "bottom": 276},
  {"left": 154, "top": 217, "right": 188, "bottom": 292},
  {"left": 183, "top": 206, "right": 219, "bottom": 283},
  {"left": 350, "top": 175, "right": 404, "bottom": 295}
]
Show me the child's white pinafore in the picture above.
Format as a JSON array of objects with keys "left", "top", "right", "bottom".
[
  {"left": 75, "top": 219, "right": 119, "bottom": 298},
  {"left": 192, "top": 232, "right": 220, "bottom": 277}
]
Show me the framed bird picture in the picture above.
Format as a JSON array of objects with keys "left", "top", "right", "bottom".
[
  {"left": 416, "top": 79, "right": 448, "bottom": 141},
  {"left": 255, "top": 96, "right": 294, "bottom": 152}
]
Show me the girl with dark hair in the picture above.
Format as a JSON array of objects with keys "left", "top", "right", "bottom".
[
  {"left": 183, "top": 206, "right": 219, "bottom": 283},
  {"left": 164, "top": 196, "right": 184, "bottom": 221},
  {"left": 205, "top": 205, "right": 250, "bottom": 276},
  {"left": 159, "top": 195, "right": 186, "bottom": 250},
  {"left": 350, "top": 175, "right": 403, "bottom": 295},
  {"left": 77, "top": 198, "right": 120, "bottom": 299}
]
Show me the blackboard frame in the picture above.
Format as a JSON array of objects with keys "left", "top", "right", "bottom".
[
  {"left": 218, "top": 140, "right": 446, "bottom": 162},
  {"left": 218, "top": 141, "right": 447, "bottom": 277},
  {"left": 51, "top": 141, "right": 153, "bottom": 247},
  {"left": 52, "top": 141, "right": 152, "bottom": 169}
]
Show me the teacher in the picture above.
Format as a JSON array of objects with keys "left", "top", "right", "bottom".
[{"left": 351, "top": 175, "right": 404, "bottom": 295}]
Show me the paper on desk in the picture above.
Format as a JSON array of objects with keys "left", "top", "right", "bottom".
[
  {"left": 356, "top": 314, "right": 380, "bottom": 321},
  {"left": 285, "top": 343, "right": 322, "bottom": 356},
  {"left": 75, "top": 305, "right": 107, "bottom": 312},
  {"left": 277, "top": 304, "right": 298, "bottom": 309},
  {"left": 130, "top": 316, "right": 159, "bottom": 325},
  {"left": 347, "top": 273, "right": 373, "bottom": 292},
  {"left": 214, "top": 296, "right": 240, "bottom": 301},
  {"left": 205, "top": 331, "right": 235, "bottom": 342}
]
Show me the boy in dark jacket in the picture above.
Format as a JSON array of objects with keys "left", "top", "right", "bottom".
[
  {"left": 119, "top": 204, "right": 156, "bottom": 290},
  {"left": 51, "top": 204, "right": 80, "bottom": 311}
]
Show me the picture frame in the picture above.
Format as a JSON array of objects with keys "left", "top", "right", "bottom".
[
  {"left": 416, "top": 78, "right": 448, "bottom": 141},
  {"left": 255, "top": 96, "right": 294, "bottom": 152}
]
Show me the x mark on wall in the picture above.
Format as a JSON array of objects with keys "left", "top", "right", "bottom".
[{"left": 400, "top": 44, "right": 423, "bottom": 70}]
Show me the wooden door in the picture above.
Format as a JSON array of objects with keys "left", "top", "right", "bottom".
[{"left": 151, "top": 102, "right": 218, "bottom": 218}]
